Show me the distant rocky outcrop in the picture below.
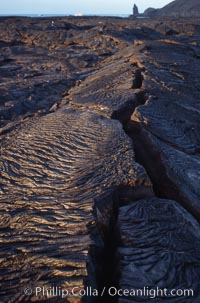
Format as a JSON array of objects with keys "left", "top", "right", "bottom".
[
  {"left": 145, "top": 0, "right": 200, "bottom": 17},
  {"left": 143, "top": 7, "right": 157, "bottom": 16},
  {"left": 132, "top": 4, "right": 139, "bottom": 17}
]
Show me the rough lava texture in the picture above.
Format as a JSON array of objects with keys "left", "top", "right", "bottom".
[
  {"left": 0, "top": 16, "right": 200, "bottom": 303},
  {"left": 0, "top": 108, "right": 152, "bottom": 302},
  {"left": 117, "top": 198, "right": 200, "bottom": 302},
  {"left": 129, "top": 34, "right": 200, "bottom": 220}
]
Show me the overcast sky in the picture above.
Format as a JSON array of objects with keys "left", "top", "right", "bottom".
[{"left": 0, "top": 0, "right": 172, "bottom": 15}]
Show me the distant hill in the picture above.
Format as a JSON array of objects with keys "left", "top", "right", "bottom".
[{"left": 144, "top": 0, "right": 200, "bottom": 17}]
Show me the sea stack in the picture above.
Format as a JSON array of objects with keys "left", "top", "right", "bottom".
[{"left": 133, "top": 3, "right": 139, "bottom": 17}]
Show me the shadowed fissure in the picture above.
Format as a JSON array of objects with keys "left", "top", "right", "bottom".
[
  {"left": 93, "top": 67, "right": 199, "bottom": 302},
  {"left": 92, "top": 80, "right": 151, "bottom": 303},
  {"left": 1, "top": 17, "right": 200, "bottom": 303},
  {"left": 125, "top": 105, "right": 200, "bottom": 223}
]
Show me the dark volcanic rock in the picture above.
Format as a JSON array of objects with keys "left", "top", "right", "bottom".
[
  {"left": 128, "top": 36, "right": 200, "bottom": 220},
  {"left": 0, "top": 17, "right": 129, "bottom": 129},
  {"left": 129, "top": 123, "right": 200, "bottom": 217},
  {"left": 145, "top": 0, "right": 200, "bottom": 18},
  {"left": 117, "top": 198, "right": 200, "bottom": 302},
  {"left": 63, "top": 49, "right": 143, "bottom": 123},
  {"left": 133, "top": 4, "right": 139, "bottom": 17},
  {"left": 143, "top": 7, "right": 157, "bottom": 16},
  {"left": 0, "top": 108, "right": 152, "bottom": 302},
  {"left": 1, "top": 15, "right": 200, "bottom": 303}
]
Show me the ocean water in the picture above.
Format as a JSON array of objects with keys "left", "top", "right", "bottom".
[{"left": 0, "top": 13, "right": 130, "bottom": 18}]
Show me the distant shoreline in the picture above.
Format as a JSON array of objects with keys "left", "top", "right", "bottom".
[{"left": 0, "top": 13, "right": 130, "bottom": 18}]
